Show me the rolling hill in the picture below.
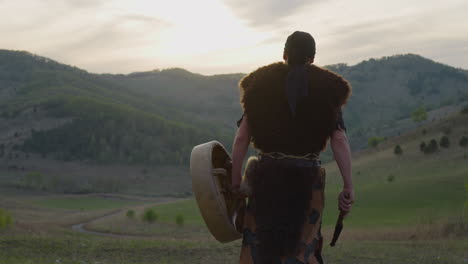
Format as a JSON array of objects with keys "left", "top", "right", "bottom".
[
  {"left": 0, "top": 49, "right": 467, "bottom": 195},
  {"left": 0, "top": 50, "right": 226, "bottom": 166},
  {"left": 102, "top": 53, "right": 468, "bottom": 149}
]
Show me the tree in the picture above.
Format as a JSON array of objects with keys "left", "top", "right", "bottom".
[
  {"left": 411, "top": 107, "right": 428, "bottom": 123},
  {"left": 421, "top": 140, "right": 440, "bottom": 154},
  {"left": 142, "top": 209, "right": 158, "bottom": 223},
  {"left": 459, "top": 136, "right": 468, "bottom": 148},
  {"left": 461, "top": 106, "right": 468, "bottom": 114},
  {"left": 394, "top": 145, "right": 403, "bottom": 155},
  {"left": 424, "top": 139, "right": 439, "bottom": 154},
  {"left": 439, "top": 136, "right": 450, "bottom": 148}
]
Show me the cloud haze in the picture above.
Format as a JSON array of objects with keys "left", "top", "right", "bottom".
[
  {"left": 223, "top": 0, "right": 321, "bottom": 28},
  {"left": 0, "top": 0, "right": 467, "bottom": 74}
]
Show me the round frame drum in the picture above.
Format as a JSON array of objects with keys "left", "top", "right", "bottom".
[{"left": 190, "top": 141, "right": 244, "bottom": 243}]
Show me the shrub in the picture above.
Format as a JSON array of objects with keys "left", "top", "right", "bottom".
[
  {"left": 387, "top": 175, "right": 395, "bottom": 183},
  {"left": 77, "top": 182, "right": 95, "bottom": 194},
  {"left": 420, "top": 142, "right": 427, "bottom": 152},
  {"left": 126, "top": 210, "right": 135, "bottom": 219},
  {"left": 0, "top": 208, "right": 13, "bottom": 230},
  {"left": 368, "top": 137, "right": 384, "bottom": 148},
  {"left": 460, "top": 136, "right": 468, "bottom": 148},
  {"left": 394, "top": 145, "right": 403, "bottom": 155},
  {"left": 461, "top": 106, "right": 468, "bottom": 114},
  {"left": 420, "top": 140, "right": 440, "bottom": 154},
  {"left": 23, "top": 171, "right": 44, "bottom": 189},
  {"left": 424, "top": 139, "right": 439, "bottom": 154},
  {"left": 175, "top": 215, "right": 185, "bottom": 227},
  {"left": 142, "top": 209, "right": 158, "bottom": 223},
  {"left": 412, "top": 107, "right": 427, "bottom": 123},
  {"left": 422, "top": 129, "right": 427, "bottom": 135},
  {"left": 439, "top": 136, "right": 450, "bottom": 148}
]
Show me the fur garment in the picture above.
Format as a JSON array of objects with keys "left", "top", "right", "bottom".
[{"left": 239, "top": 62, "right": 351, "bottom": 155}]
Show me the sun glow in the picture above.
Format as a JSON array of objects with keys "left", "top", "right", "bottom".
[
  {"left": 113, "top": 0, "right": 276, "bottom": 60},
  {"left": 1, "top": 0, "right": 467, "bottom": 74}
]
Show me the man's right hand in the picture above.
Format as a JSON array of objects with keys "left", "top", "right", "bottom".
[{"left": 338, "top": 188, "right": 354, "bottom": 216}]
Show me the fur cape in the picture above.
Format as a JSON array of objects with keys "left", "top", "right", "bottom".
[{"left": 239, "top": 62, "right": 351, "bottom": 154}]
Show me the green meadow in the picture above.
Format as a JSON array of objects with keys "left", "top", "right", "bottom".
[
  {"left": 0, "top": 233, "right": 465, "bottom": 264},
  {"left": 32, "top": 196, "right": 140, "bottom": 211},
  {"left": 146, "top": 149, "right": 466, "bottom": 229},
  {"left": 91, "top": 113, "right": 468, "bottom": 231}
]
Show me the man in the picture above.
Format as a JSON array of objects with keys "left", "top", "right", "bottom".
[{"left": 231, "top": 31, "right": 354, "bottom": 264}]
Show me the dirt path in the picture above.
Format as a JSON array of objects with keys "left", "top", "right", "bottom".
[
  {"left": 71, "top": 198, "right": 184, "bottom": 238},
  {"left": 71, "top": 210, "right": 139, "bottom": 238}
]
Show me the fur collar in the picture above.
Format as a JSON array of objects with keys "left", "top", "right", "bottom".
[{"left": 238, "top": 62, "right": 351, "bottom": 154}]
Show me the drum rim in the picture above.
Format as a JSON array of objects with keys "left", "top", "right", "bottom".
[{"left": 190, "top": 140, "right": 242, "bottom": 243}]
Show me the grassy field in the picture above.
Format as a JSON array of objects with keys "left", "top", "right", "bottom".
[
  {"left": 32, "top": 196, "right": 140, "bottom": 211},
  {"left": 0, "top": 113, "right": 467, "bottom": 263},
  {"left": 321, "top": 144, "right": 467, "bottom": 228},
  {"left": 148, "top": 199, "right": 203, "bottom": 227},
  {"left": 86, "top": 113, "right": 468, "bottom": 236},
  {"left": 0, "top": 234, "right": 466, "bottom": 264},
  {"left": 320, "top": 112, "right": 468, "bottom": 228}
]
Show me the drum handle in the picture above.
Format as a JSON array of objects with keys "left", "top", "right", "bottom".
[{"left": 212, "top": 168, "right": 227, "bottom": 176}]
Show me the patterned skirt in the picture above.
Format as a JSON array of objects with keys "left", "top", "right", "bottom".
[{"left": 238, "top": 156, "right": 326, "bottom": 264}]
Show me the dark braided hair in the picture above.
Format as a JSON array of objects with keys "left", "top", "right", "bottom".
[{"left": 284, "top": 31, "right": 316, "bottom": 117}]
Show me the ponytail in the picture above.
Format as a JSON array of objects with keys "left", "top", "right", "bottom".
[
  {"left": 285, "top": 65, "right": 309, "bottom": 116},
  {"left": 284, "top": 31, "right": 316, "bottom": 117}
]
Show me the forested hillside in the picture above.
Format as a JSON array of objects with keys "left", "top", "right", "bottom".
[
  {"left": 1, "top": 50, "right": 467, "bottom": 166},
  {"left": 104, "top": 54, "right": 468, "bottom": 149},
  {"left": 104, "top": 69, "right": 244, "bottom": 130},
  {"left": 0, "top": 50, "right": 224, "bottom": 165},
  {"left": 327, "top": 54, "right": 468, "bottom": 146}
]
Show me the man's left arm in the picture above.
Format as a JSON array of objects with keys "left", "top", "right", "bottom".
[{"left": 231, "top": 115, "right": 251, "bottom": 188}]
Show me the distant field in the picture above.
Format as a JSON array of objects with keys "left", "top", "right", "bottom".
[
  {"left": 85, "top": 199, "right": 209, "bottom": 239},
  {"left": 0, "top": 161, "right": 192, "bottom": 197},
  {"left": 31, "top": 196, "right": 140, "bottom": 211},
  {"left": 149, "top": 199, "right": 203, "bottom": 227}
]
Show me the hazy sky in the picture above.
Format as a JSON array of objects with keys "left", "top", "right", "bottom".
[{"left": 1, "top": 0, "right": 467, "bottom": 75}]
